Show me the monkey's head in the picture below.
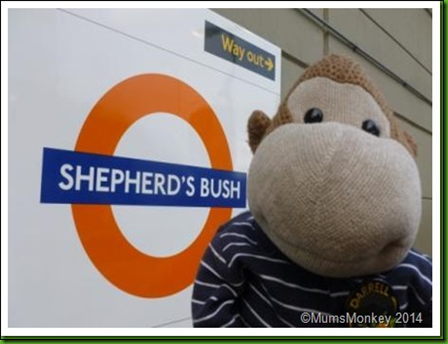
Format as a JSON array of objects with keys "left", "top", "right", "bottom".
[{"left": 247, "top": 54, "right": 421, "bottom": 278}]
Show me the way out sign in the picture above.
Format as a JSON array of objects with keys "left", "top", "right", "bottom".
[{"left": 204, "top": 21, "right": 276, "bottom": 80}]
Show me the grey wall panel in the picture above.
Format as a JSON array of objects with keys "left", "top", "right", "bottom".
[
  {"left": 281, "top": 57, "right": 305, "bottom": 98},
  {"left": 414, "top": 199, "right": 432, "bottom": 255},
  {"left": 363, "top": 9, "right": 432, "bottom": 73},
  {"left": 328, "top": 9, "right": 432, "bottom": 101}
]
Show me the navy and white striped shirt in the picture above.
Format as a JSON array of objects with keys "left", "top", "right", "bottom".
[{"left": 192, "top": 211, "right": 432, "bottom": 327}]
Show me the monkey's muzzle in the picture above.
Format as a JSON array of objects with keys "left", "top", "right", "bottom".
[{"left": 248, "top": 122, "right": 421, "bottom": 277}]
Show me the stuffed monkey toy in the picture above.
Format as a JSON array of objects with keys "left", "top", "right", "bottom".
[{"left": 192, "top": 54, "right": 432, "bottom": 327}]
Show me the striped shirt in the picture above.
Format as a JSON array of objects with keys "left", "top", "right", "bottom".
[{"left": 192, "top": 211, "right": 432, "bottom": 327}]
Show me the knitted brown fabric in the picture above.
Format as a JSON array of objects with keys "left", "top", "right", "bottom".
[
  {"left": 256, "top": 54, "right": 417, "bottom": 157},
  {"left": 291, "top": 55, "right": 390, "bottom": 115},
  {"left": 247, "top": 110, "right": 272, "bottom": 154}
]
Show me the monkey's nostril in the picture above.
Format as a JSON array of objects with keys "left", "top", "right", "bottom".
[{"left": 380, "top": 239, "right": 403, "bottom": 257}]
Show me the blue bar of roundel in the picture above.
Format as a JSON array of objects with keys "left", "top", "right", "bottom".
[{"left": 40, "top": 148, "right": 247, "bottom": 208}]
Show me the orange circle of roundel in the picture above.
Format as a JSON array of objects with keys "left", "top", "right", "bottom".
[{"left": 72, "top": 74, "right": 233, "bottom": 298}]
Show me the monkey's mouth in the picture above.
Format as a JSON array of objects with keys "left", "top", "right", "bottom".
[
  {"left": 273, "top": 227, "right": 407, "bottom": 264},
  {"left": 264, "top": 226, "right": 411, "bottom": 278}
]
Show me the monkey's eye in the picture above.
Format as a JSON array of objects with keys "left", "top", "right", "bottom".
[
  {"left": 362, "top": 119, "right": 380, "bottom": 137},
  {"left": 304, "top": 108, "right": 323, "bottom": 123}
]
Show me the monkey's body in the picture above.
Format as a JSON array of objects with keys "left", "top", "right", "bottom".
[{"left": 192, "top": 212, "right": 432, "bottom": 327}]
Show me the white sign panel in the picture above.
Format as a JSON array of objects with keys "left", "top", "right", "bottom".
[{"left": 8, "top": 9, "right": 281, "bottom": 328}]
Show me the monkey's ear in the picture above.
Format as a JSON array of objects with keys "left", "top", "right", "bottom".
[
  {"left": 402, "top": 130, "right": 417, "bottom": 157},
  {"left": 390, "top": 117, "right": 418, "bottom": 158},
  {"left": 247, "top": 110, "right": 271, "bottom": 153}
]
